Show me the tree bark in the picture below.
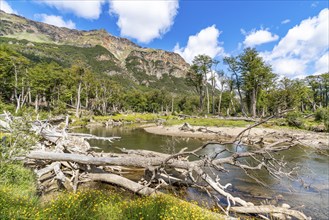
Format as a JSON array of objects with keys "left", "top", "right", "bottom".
[
  {"left": 35, "top": 94, "right": 38, "bottom": 113},
  {"left": 76, "top": 81, "right": 82, "bottom": 118},
  {"left": 218, "top": 88, "right": 223, "bottom": 115},
  {"left": 251, "top": 88, "right": 257, "bottom": 118}
]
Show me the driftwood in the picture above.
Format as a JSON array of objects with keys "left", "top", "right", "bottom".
[
  {"left": 26, "top": 138, "right": 308, "bottom": 220},
  {"left": 179, "top": 122, "right": 195, "bottom": 132},
  {"left": 1, "top": 112, "right": 311, "bottom": 220}
]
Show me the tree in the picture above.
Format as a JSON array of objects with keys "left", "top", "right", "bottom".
[
  {"left": 238, "top": 48, "right": 276, "bottom": 117},
  {"left": 306, "top": 73, "right": 329, "bottom": 110},
  {"left": 71, "top": 63, "right": 87, "bottom": 118},
  {"left": 189, "top": 55, "right": 213, "bottom": 113},
  {"left": 223, "top": 56, "right": 246, "bottom": 116},
  {"left": 0, "top": 46, "right": 29, "bottom": 113},
  {"left": 210, "top": 60, "right": 220, "bottom": 114},
  {"left": 215, "top": 70, "right": 226, "bottom": 115},
  {"left": 186, "top": 65, "right": 204, "bottom": 111},
  {"left": 29, "top": 62, "right": 64, "bottom": 112}
]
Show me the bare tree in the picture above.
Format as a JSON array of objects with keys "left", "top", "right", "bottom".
[{"left": 0, "top": 112, "right": 311, "bottom": 220}]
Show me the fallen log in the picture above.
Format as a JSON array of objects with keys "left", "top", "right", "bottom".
[
  {"left": 2, "top": 111, "right": 312, "bottom": 220},
  {"left": 231, "top": 205, "right": 310, "bottom": 220},
  {"left": 88, "top": 173, "right": 160, "bottom": 196}
]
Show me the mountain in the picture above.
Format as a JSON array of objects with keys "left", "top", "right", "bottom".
[{"left": 0, "top": 10, "right": 191, "bottom": 93}]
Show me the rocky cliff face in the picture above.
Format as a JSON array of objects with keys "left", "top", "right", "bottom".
[
  {"left": 0, "top": 10, "right": 189, "bottom": 79},
  {"left": 126, "top": 50, "right": 189, "bottom": 79}
]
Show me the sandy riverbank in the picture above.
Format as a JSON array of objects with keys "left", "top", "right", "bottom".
[{"left": 144, "top": 124, "right": 329, "bottom": 149}]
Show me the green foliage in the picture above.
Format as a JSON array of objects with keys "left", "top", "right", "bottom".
[
  {"left": 315, "top": 107, "right": 329, "bottom": 131},
  {"left": 0, "top": 162, "right": 38, "bottom": 220},
  {"left": 285, "top": 111, "right": 304, "bottom": 128},
  {"left": 315, "top": 107, "right": 329, "bottom": 121},
  {"left": 0, "top": 115, "right": 38, "bottom": 161},
  {"left": 0, "top": 163, "right": 36, "bottom": 194},
  {"left": 0, "top": 171, "right": 221, "bottom": 220},
  {"left": 71, "top": 117, "right": 90, "bottom": 127},
  {"left": 0, "top": 101, "right": 15, "bottom": 112}
]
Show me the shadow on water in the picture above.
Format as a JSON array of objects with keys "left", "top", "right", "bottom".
[{"left": 75, "top": 126, "right": 329, "bottom": 219}]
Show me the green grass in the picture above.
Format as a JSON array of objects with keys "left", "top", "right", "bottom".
[
  {"left": 165, "top": 117, "right": 252, "bottom": 127},
  {"left": 4, "top": 32, "right": 53, "bottom": 43},
  {"left": 0, "top": 163, "right": 39, "bottom": 219},
  {"left": 39, "top": 191, "right": 221, "bottom": 220},
  {"left": 0, "top": 163, "right": 223, "bottom": 220},
  {"left": 93, "top": 113, "right": 175, "bottom": 123}
]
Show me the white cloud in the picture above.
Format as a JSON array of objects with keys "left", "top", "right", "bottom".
[
  {"left": 262, "top": 8, "right": 329, "bottom": 77},
  {"left": 37, "top": 0, "right": 105, "bottom": 19},
  {"left": 0, "top": 0, "right": 18, "bottom": 14},
  {"left": 281, "top": 19, "right": 291, "bottom": 24},
  {"left": 243, "top": 29, "right": 279, "bottom": 47},
  {"left": 36, "top": 14, "right": 76, "bottom": 29},
  {"left": 271, "top": 58, "right": 307, "bottom": 76},
  {"left": 174, "top": 25, "right": 225, "bottom": 63},
  {"left": 315, "top": 52, "right": 329, "bottom": 74},
  {"left": 109, "top": 0, "right": 178, "bottom": 43}
]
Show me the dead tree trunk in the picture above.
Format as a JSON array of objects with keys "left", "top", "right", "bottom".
[{"left": 1, "top": 112, "right": 310, "bottom": 220}]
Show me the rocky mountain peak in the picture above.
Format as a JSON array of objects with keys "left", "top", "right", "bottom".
[{"left": 0, "top": 10, "right": 189, "bottom": 79}]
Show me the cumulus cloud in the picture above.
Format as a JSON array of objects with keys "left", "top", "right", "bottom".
[
  {"left": 315, "top": 52, "right": 329, "bottom": 74},
  {"left": 174, "top": 25, "right": 225, "bottom": 63},
  {"left": 262, "top": 8, "right": 329, "bottom": 77},
  {"left": 271, "top": 58, "right": 307, "bottom": 76},
  {"left": 243, "top": 29, "right": 279, "bottom": 47},
  {"left": 281, "top": 19, "right": 291, "bottom": 24},
  {"left": 109, "top": 0, "right": 178, "bottom": 43},
  {"left": 37, "top": 0, "right": 105, "bottom": 19},
  {"left": 36, "top": 14, "right": 76, "bottom": 29},
  {"left": 0, "top": 0, "right": 18, "bottom": 14}
]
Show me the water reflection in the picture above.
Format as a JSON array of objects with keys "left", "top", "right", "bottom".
[{"left": 76, "top": 126, "right": 329, "bottom": 219}]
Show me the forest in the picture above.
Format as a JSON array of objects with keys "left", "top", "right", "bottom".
[
  {"left": 1, "top": 42, "right": 328, "bottom": 121},
  {"left": 1, "top": 38, "right": 329, "bottom": 220}
]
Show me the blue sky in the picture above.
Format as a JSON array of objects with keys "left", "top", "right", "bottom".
[{"left": 1, "top": 0, "right": 328, "bottom": 78}]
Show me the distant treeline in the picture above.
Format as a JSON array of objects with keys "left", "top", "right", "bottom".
[{"left": 0, "top": 44, "right": 328, "bottom": 117}]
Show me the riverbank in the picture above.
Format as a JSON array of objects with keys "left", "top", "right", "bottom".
[
  {"left": 144, "top": 124, "right": 329, "bottom": 149},
  {"left": 0, "top": 163, "right": 224, "bottom": 220}
]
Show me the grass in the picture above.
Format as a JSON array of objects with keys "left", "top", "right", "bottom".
[
  {"left": 0, "top": 162, "right": 38, "bottom": 220},
  {"left": 4, "top": 32, "right": 53, "bottom": 43},
  {"left": 38, "top": 191, "right": 221, "bottom": 220},
  {"left": 92, "top": 113, "right": 252, "bottom": 128},
  {"left": 93, "top": 113, "right": 175, "bottom": 123},
  {"left": 0, "top": 163, "right": 224, "bottom": 220},
  {"left": 165, "top": 117, "right": 252, "bottom": 127}
]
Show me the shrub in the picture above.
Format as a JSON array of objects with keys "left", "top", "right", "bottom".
[
  {"left": 314, "top": 107, "right": 329, "bottom": 131},
  {"left": 0, "top": 163, "right": 36, "bottom": 193},
  {"left": 285, "top": 111, "right": 304, "bottom": 128},
  {"left": 315, "top": 108, "right": 325, "bottom": 121},
  {"left": 0, "top": 101, "right": 15, "bottom": 113}
]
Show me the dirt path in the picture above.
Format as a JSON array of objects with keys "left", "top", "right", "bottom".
[{"left": 144, "top": 125, "right": 329, "bottom": 149}]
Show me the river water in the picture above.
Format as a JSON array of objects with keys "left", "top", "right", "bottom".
[{"left": 76, "top": 126, "right": 329, "bottom": 219}]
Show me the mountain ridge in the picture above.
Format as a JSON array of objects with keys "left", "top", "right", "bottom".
[{"left": 0, "top": 10, "right": 189, "bottom": 80}]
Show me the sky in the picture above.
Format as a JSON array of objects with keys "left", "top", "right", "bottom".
[{"left": 1, "top": 0, "right": 328, "bottom": 78}]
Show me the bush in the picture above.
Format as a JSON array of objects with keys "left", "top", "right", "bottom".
[
  {"left": 0, "top": 163, "right": 36, "bottom": 193},
  {"left": 314, "top": 107, "right": 329, "bottom": 131},
  {"left": 0, "top": 163, "right": 39, "bottom": 220},
  {"left": 52, "top": 101, "right": 67, "bottom": 115},
  {"left": 285, "top": 111, "right": 304, "bottom": 128},
  {"left": 315, "top": 108, "right": 325, "bottom": 121},
  {"left": 0, "top": 101, "right": 15, "bottom": 113}
]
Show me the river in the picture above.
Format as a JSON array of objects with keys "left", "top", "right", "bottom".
[{"left": 76, "top": 126, "right": 329, "bottom": 219}]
